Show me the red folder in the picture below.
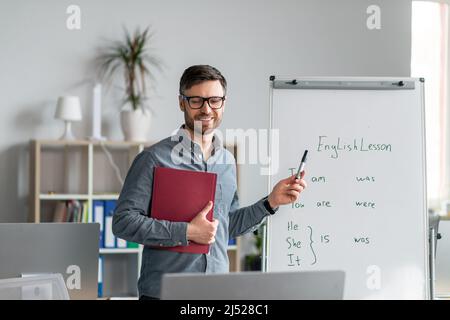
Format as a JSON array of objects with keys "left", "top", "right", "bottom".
[{"left": 150, "top": 166, "right": 217, "bottom": 254}]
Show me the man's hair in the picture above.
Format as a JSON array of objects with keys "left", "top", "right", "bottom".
[{"left": 179, "top": 65, "right": 227, "bottom": 95}]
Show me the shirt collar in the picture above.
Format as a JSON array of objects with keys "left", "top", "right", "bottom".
[{"left": 172, "top": 124, "right": 223, "bottom": 156}]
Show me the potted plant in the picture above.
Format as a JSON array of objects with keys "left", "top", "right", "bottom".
[
  {"left": 244, "top": 227, "right": 264, "bottom": 271},
  {"left": 97, "top": 26, "right": 162, "bottom": 141}
]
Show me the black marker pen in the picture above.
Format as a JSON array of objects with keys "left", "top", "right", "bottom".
[{"left": 295, "top": 150, "right": 308, "bottom": 180}]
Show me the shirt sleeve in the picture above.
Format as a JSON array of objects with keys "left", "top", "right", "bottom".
[
  {"left": 112, "top": 151, "right": 189, "bottom": 247},
  {"left": 228, "top": 191, "right": 271, "bottom": 239}
]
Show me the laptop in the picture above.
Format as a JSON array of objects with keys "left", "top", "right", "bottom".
[
  {"left": 161, "top": 270, "right": 345, "bottom": 300},
  {"left": 0, "top": 223, "right": 99, "bottom": 300}
]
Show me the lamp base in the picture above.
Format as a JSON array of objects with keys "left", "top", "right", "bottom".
[{"left": 59, "top": 121, "right": 76, "bottom": 140}]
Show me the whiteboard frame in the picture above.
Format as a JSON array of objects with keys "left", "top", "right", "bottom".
[{"left": 263, "top": 76, "right": 430, "bottom": 300}]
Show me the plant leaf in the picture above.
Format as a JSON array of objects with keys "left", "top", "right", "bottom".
[{"left": 95, "top": 24, "right": 163, "bottom": 109}]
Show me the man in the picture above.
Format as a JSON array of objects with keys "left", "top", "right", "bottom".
[{"left": 112, "top": 65, "right": 307, "bottom": 299}]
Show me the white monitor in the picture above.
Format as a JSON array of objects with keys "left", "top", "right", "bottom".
[
  {"left": 0, "top": 223, "right": 99, "bottom": 300},
  {"left": 161, "top": 270, "right": 345, "bottom": 300},
  {"left": 0, "top": 274, "right": 70, "bottom": 300}
]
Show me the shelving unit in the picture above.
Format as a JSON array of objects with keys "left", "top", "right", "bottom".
[
  {"left": 29, "top": 139, "right": 145, "bottom": 297},
  {"left": 29, "top": 140, "right": 144, "bottom": 222},
  {"left": 29, "top": 139, "right": 242, "bottom": 298}
]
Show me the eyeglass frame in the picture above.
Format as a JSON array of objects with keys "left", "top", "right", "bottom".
[{"left": 179, "top": 94, "right": 226, "bottom": 110}]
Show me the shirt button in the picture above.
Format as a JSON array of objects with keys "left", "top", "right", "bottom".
[{"left": 159, "top": 243, "right": 163, "bottom": 247}]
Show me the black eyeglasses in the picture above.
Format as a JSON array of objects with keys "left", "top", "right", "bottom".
[{"left": 180, "top": 95, "right": 225, "bottom": 110}]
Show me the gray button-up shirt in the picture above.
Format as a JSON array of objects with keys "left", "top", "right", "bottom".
[{"left": 112, "top": 126, "right": 271, "bottom": 298}]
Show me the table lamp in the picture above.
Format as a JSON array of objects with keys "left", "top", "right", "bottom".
[{"left": 55, "top": 96, "right": 82, "bottom": 140}]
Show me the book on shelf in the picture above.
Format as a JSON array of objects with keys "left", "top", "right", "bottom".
[
  {"left": 83, "top": 201, "right": 89, "bottom": 223},
  {"left": 52, "top": 200, "right": 88, "bottom": 223},
  {"left": 68, "top": 200, "right": 81, "bottom": 223},
  {"left": 67, "top": 201, "right": 74, "bottom": 222},
  {"left": 53, "top": 201, "right": 67, "bottom": 222}
]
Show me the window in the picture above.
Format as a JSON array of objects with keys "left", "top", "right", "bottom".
[{"left": 411, "top": 1, "right": 449, "bottom": 208}]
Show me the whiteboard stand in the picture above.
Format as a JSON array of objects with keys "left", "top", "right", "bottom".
[
  {"left": 429, "top": 209, "right": 441, "bottom": 300},
  {"left": 264, "top": 76, "right": 430, "bottom": 299}
]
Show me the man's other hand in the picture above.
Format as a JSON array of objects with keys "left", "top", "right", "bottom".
[{"left": 187, "top": 201, "right": 219, "bottom": 245}]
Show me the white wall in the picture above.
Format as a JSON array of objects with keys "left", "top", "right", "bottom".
[{"left": 0, "top": 0, "right": 411, "bottom": 243}]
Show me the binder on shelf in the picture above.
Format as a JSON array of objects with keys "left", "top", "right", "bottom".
[
  {"left": 117, "top": 238, "right": 127, "bottom": 249},
  {"left": 108, "top": 197, "right": 122, "bottom": 251},
  {"left": 98, "top": 256, "right": 103, "bottom": 298},
  {"left": 104, "top": 200, "right": 117, "bottom": 249},
  {"left": 127, "top": 242, "right": 139, "bottom": 249},
  {"left": 93, "top": 200, "right": 105, "bottom": 248},
  {"left": 150, "top": 167, "right": 217, "bottom": 254}
]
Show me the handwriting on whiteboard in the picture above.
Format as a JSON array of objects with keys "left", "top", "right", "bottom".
[
  {"left": 286, "top": 222, "right": 331, "bottom": 267},
  {"left": 317, "top": 136, "right": 392, "bottom": 159}
]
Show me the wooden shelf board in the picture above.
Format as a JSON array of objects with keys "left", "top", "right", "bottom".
[
  {"left": 40, "top": 194, "right": 89, "bottom": 200},
  {"left": 35, "top": 140, "right": 90, "bottom": 146},
  {"left": 33, "top": 139, "right": 151, "bottom": 147},
  {"left": 100, "top": 248, "right": 141, "bottom": 254},
  {"left": 92, "top": 194, "right": 120, "bottom": 200}
]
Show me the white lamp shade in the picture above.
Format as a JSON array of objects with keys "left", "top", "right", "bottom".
[{"left": 55, "top": 96, "right": 82, "bottom": 121}]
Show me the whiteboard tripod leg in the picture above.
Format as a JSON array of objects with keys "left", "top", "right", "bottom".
[{"left": 429, "top": 228, "right": 436, "bottom": 300}]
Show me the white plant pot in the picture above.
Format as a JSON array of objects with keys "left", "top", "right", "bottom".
[{"left": 120, "top": 108, "right": 151, "bottom": 142}]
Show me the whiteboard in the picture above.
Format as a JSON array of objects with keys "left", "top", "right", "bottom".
[{"left": 264, "top": 77, "right": 430, "bottom": 299}]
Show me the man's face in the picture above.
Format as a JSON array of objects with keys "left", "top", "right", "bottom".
[{"left": 179, "top": 80, "right": 226, "bottom": 135}]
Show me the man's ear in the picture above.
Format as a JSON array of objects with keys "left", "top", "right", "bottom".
[
  {"left": 222, "top": 96, "right": 226, "bottom": 113},
  {"left": 179, "top": 96, "right": 185, "bottom": 112}
]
